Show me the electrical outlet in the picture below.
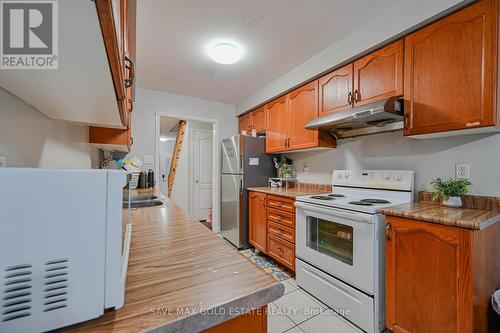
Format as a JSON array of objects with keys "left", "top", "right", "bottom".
[
  {"left": 0, "top": 156, "right": 6, "bottom": 168},
  {"left": 456, "top": 163, "right": 470, "bottom": 179}
]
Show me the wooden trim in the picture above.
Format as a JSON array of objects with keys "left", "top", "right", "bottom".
[
  {"left": 94, "top": 0, "right": 127, "bottom": 127},
  {"left": 167, "top": 120, "right": 187, "bottom": 198}
]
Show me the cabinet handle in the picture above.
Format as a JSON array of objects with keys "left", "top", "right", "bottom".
[
  {"left": 347, "top": 92, "right": 352, "bottom": 105},
  {"left": 277, "top": 247, "right": 284, "bottom": 255},
  {"left": 279, "top": 229, "right": 285, "bottom": 235},
  {"left": 386, "top": 223, "right": 392, "bottom": 241},
  {"left": 284, "top": 138, "right": 287, "bottom": 147},
  {"left": 353, "top": 89, "right": 359, "bottom": 103},
  {"left": 287, "top": 138, "right": 291, "bottom": 147},
  {"left": 124, "top": 56, "right": 135, "bottom": 88}
]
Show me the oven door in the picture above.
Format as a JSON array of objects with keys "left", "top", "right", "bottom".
[{"left": 295, "top": 201, "right": 376, "bottom": 295}]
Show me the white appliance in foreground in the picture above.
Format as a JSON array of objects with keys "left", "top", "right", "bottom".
[
  {"left": 0, "top": 168, "right": 132, "bottom": 333},
  {"left": 295, "top": 170, "right": 414, "bottom": 333}
]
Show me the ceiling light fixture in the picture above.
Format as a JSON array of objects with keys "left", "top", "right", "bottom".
[
  {"left": 207, "top": 41, "right": 243, "bottom": 65},
  {"left": 159, "top": 137, "right": 175, "bottom": 142}
]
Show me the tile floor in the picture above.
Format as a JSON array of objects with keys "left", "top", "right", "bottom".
[{"left": 268, "top": 278, "right": 363, "bottom": 333}]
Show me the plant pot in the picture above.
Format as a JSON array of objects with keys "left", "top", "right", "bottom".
[{"left": 443, "top": 196, "right": 462, "bottom": 208}]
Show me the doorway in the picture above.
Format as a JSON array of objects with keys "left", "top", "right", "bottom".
[{"left": 156, "top": 114, "right": 218, "bottom": 231}]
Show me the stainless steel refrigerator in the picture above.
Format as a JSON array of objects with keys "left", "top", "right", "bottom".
[{"left": 220, "top": 135, "right": 275, "bottom": 249}]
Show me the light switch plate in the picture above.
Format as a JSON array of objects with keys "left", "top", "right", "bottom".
[
  {"left": 456, "top": 163, "right": 470, "bottom": 179},
  {"left": 143, "top": 155, "right": 154, "bottom": 164},
  {"left": 0, "top": 156, "right": 6, "bottom": 168}
]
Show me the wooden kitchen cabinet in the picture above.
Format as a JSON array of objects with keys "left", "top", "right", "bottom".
[
  {"left": 252, "top": 106, "right": 266, "bottom": 132},
  {"left": 319, "top": 63, "right": 353, "bottom": 115},
  {"left": 91, "top": 0, "right": 136, "bottom": 151},
  {"left": 248, "top": 192, "right": 267, "bottom": 253},
  {"left": 385, "top": 216, "right": 500, "bottom": 333},
  {"left": 238, "top": 113, "right": 253, "bottom": 134},
  {"left": 265, "top": 82, "right": 336, "bottom": 153},
  {"left": 288, "top": 81, "right": 320, "bottom": 150},
  {"left": 353, "top": 40, "right": 403, "bottom": 107},
  {"left": 403, "top": 0, "right": 497, "bottom": 136},
  {"left": 319, "top": 40, "right": 403, "bottom": 116},
  {"left": 238, "top": 106, "right": 266, "bottom": 134},
  {"left": 265, "top": 96, "right": 289, "bottom": 152},
  {"left": 248, "top": 191, "right": 296, "bottom": 272}
]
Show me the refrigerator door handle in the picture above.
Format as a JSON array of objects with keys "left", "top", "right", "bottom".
[
  {"left": 239, "top": 178, "right": 243, "bottom": 194},
  {"left": 240, "top": 154, "right": 243, "bottom": 172}
]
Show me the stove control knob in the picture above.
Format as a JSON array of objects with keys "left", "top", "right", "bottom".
[
  {"left": 394, "top": 173, "right": 402, "bottom": 181},
  {"left": 344, "top": 172, "right": 350, "bottom": 179},
  {"left": 337, "top": 173, "right": 342, "bottom": 179},
  {"left": 383, "top": 172, "right": 391, "bottom": 180}
]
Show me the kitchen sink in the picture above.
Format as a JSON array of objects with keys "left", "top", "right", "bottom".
[{"left": 123, "top": 199, "right": 165, "bottom": 209}]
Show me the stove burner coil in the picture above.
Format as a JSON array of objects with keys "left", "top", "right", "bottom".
[
  {"left": 348, "top": 201, "right": 374, "bottom": 206},
  {"left": 310, "top": 196, "right": 335, "bottom": 200},
  {"left": 328, "top": 194, "right": 346, "bottom": 198},
  {"left": 360, "top": 199, "right": 391, "bottom": 204}
]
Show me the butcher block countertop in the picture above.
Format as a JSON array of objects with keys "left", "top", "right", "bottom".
[
  {"left": 381, "top": 201, "right": 500, "bottom": 230},
  {"left": 247, "top": 183, "right": 331, "bottom": 199},
  {"left": 63, "top": 190, "right": 284, "bottom": 333}
]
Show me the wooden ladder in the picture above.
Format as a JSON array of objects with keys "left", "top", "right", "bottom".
[{"left": 167, "top": 120, "right": 187, "bottom": 198}]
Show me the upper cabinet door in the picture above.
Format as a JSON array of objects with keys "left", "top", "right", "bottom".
[
  {"left": 252, "top": 106, "right": 266, "bottom": 133},
  {"left": 238, "top": 113, "right": 252, "bottom": 134},
  {"left": 288, "top": 81, "right": 319, "bottom": 150},
  {"left": 319, "top": 63, "right": 353, "bottom": 115},
  {"left": 266, "top": 97, "right": 289, "bottom": 153},
  {"left": 353, "top": 40, "right": 404, "bottom": 107},
  {"left": 404, "top": 0, "right": 496, "bottom": 136}
]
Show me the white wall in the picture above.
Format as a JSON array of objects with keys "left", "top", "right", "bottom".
[
  {"left": 236, "top": 0, "right": 469, "bottom": 114},
  {"left": 0, "top": 88, "right": 100, "bottom": 168},
  {"left": 285, "top": 132, "right": 500, "bottom": 196},
  {"left": 132, "top": 88, "right": 236, "bottom": 171}
]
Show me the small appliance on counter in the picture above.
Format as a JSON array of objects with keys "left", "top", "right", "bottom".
[{"left": 0, "top": 168, "right": 132, "bottom": 333}]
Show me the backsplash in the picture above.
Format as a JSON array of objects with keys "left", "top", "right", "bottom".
[{"left": 285, "top": 131, "right": 500, "bottom": 196}]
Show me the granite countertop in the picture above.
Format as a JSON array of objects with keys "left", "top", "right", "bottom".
[
  {"left": 62, "top": 190, "right": 283, "bottom": 333},
  {"left": 381, "top": 201, "right": 500, "bottom": 230},
  {"left": 247, "top": 185, "right": 330, "bottom": 199}
]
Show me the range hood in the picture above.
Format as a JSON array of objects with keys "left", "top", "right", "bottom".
[{"left": 305, "top": 97, "right": 404, "bottom": 139}]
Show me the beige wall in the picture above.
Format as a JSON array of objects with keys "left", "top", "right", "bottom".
[{"left": 0, "top": 88, "right": 100, "bottom": 169}]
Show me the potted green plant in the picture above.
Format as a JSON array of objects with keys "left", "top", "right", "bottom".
[
  {"left": 431, "top": 177, "right": 471, "bottom": 208},
  {"left": 278, "top": 163, "right": 296, "bottom": 179}
]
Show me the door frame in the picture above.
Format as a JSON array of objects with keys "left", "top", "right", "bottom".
[
  {"left": 189, "top": 127, "right": 213, "bottom": 220},
  {"left": 155, "top": 111, "right": 221, "bottom": 233}
]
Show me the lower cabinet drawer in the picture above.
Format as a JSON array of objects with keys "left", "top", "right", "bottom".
[
  {"left": 267, "top": 208, "right": 295, "bottom": 229},
  {"left": 268, "top": 234, "right": 295, "bottom": 271},
  {"left": 267, "top": 195, "right": 295, "bottom": 213},
  {"left": 268, "top": 221, "right": 295, "bottom": 244}
]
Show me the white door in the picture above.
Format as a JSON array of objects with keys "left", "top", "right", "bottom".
[
  {"left": 158, "top": 153, "right": 171, "bottom": 196},
  {"left": 192, "top": 129, "right": 213, "bottom": 221}
]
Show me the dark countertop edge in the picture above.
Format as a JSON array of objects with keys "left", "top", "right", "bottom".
[
  {"left": 147, "top": 282, "right": 285, "bottom": 333},
  {"left": 380, "top": 205, "right": 500, "bottom": 231}
]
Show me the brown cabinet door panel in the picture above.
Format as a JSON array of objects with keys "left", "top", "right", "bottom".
[
  {"left": 353, "top": 40, "right": 404, "bottom": 107},
  {"left": 238, "top": 113, "right": 253, "bottom": 134},
  {"left": 267, "top": 208, "right": 295, "bottom": 229},
  {"left": 319, "top": 63, "right": 353, "bottom": 115},
  {"left": 385, "top": 216, "right": 472, "bottom": 333},
  {"left": 248, "top": 192, "right": 267, "bottom": 253},
  {"left": 268, "top": 222, "right": 295, "bottom": 244},
  {"left": 404, "top": 0, "right": 496, "bottom": 136},
  {"left": 267, "top": 195, "right": 295, "bottom": 214},
  {"left": 252, "top": 106, "right": 266, "bottom": 133},
  {"left": 265, "top": 97, "right": 289, "bottom": 152},
  {"left": 288, "top": 80, "right": 319, "bottom": 150},
  {"left": 268, "top": 234, "right": 295, "bottom": 271}
]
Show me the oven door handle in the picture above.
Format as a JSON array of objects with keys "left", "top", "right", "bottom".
[{"left": 294, "top": 201, "right": 373, "bottom": 224}]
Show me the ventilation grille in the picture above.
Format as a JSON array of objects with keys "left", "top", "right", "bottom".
[
  {"left": 2, "top": 264, "right": 32, "bottom": 322},
  {"left": 43, "top": 259, "right": 69, "bottom": 312}
]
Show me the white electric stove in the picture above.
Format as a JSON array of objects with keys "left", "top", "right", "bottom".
[{"left": 295, "top": 170, "right": 414, "bottom": 333}]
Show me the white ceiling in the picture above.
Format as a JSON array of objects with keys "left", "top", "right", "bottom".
[{"left": 136, "top": 0, "right": 397, "bottom": 105}]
